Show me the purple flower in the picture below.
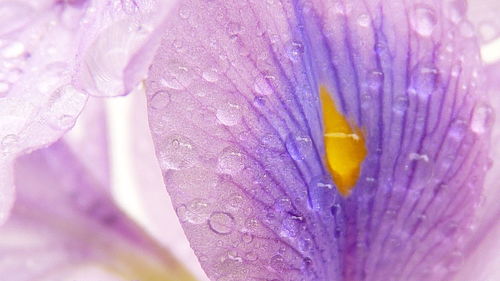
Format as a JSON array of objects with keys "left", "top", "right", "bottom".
[{"left": 1, "top": 0, "right": 500, "bottom": 280}]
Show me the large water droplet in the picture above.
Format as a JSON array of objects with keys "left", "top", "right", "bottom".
[
  {"left": 208, "top": 211, "right": 235, "bottom": 235},
  {"left": 410, "top": 6, "right": 437, "bottom": 37},
  {"left": 309, "top": 175, "right": 336, "bottom": 211},
  {"left": 216, "top": 102, "right": 241, "bottom": 126},
  {"left": 285, "top": 134, "right": 313, "bottom": 161},
  {"left": 218, "top": 148, "right": 245, "bottom": 175}
]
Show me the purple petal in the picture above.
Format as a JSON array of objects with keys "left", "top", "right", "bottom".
[
  {"left": 0, "top": 1, "right": 89, "bottom": 223},
  {"left": 146, "top": 1, "right": 495, "bottom": 280},
  {"left": 73, "top": 0, "right": 173, "bottom": 97},
  {"left": 0, "top": 111, "right": 197, "bottom": 280}
]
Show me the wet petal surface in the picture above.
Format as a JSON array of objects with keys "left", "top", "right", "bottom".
[
  {"left": 0, "top": 0, "right": 169, "bottom": 224},
  {"left": 147, "top": 1, "right": 495, "bottom": 281},
  {"left": 0, "top": 102, "right": 197, "bottom": 281}
]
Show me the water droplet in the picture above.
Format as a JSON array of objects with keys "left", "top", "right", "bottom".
[
  {"left": 410, "top": 6, "right": 437, "bottom": 37},
  {"left": 245, "top": 251, "right": 258, "bottom": 261},
  {"left": 226, "top": 22, "right": 242, "bottom": 38},
  {"left": 270, "top": 254, "right": 287, "bottom": 272},
  {"left": 208, "top": 211, "right": 235, "bottom": 235},
  {"left": 286, "top": 41, "right": 304, "bottom": 62},
  {"left": 281, "top": 215, "right": 304, "bottom": 237},
  {"left": 254, "top": 77, "right": 273, "bottom": 96},
  {"left": 471, "top": 104, "right": 493, "bottom": 134},
  {"left": 366, "top": 70, "right": 384, "bottom": 91},
  {"left": 218, "top": 148, "right": 245, "bottom": 175},
  {"left": 285, "top": 134, "right": 313, "bottom": 161},
  {"left": 176, "top": 205, "right": 188, "bottom": 222},
  {"left": 409, "top": 152, "right": 429, "bottom": 162},
  {"left": 202, "top": 69, "right": 219, "bottom": 82},
  {"left": 253, "top": 95, "right": 266, "bottom": 107},
  {"left": 161, "top": 63, "right": 192, "bottom": 90},
  {"left": 178, "top": 5, "right": 190, "bottom": 19},
  {"left": 408, "top": 64, "right": 438, "bottom": 99},
  {"left": 444, "top": 0, "right": 467, "bottom": 24},
  {"left": 150, "top": 90, "right": 171, "bottom": 110},
  {"left": 185, "top": 199, "right": 211, "bottom": 224},
  {"left": 48, "top": 85, "right": 88, "bottom": 130},
  {"left": 309, "top": 175, "right": 336, "bottom": 211},
  {"left": 242, "top": 232, "right": 253, "bottom": 243},
  {"left": 357, "top": 14, "right": 370, "bottom": 27},
  {"left": 216, "top": 102, "right": 241, "bottom": 126},
  {"left": 1, "top": 42, "right": 25, "bottom": 58},
  {"left": 393, "top": 95, "right": 409, "bottom": 114},
  {"left": 158, "top": 135, "right": 196, "bottom": 170},
  {"left": 1, "top": 134, "right": 18, "bottom": 152}
]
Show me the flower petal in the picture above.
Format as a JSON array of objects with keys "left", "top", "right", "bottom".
[
  {"left": 0, "top": 1, "right": 89, "bottom": 223},
  {"left": 0, "top": 137, "right": 197, "bottom": 281},
  {"left": 73, "top": 0, "right": 174, "bottom": 97},
  {"left": 147, "top": 0, "right": 495, "bottom": 280}
]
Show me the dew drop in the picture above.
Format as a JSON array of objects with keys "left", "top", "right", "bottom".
[
  {"left": 176, "top": 205, "right": 188, "bottom": 222},
  {"left": 1, "top": 134, "right": 18, "bottom": 152},
  {"left": 254, "top": 77, "right": 273, "bottom": 96},
  {"left": 48, "top": 85, "right": 87, "bottom": 130},
  {"left": 285, "top": 134, "right": 313, "bottom": 161},
  {"left": 208, "top": 211, "right": 235, "bottom": 235},
  {"left": 218, "top": 148, "right": 245, "bottom": 175},
  {"left": 216, "top": 102, "right": 241, "bottom": 126},
  {"left": 393, "top": 95, "right": 409, "bottom": 114},
  {"left": 357, "top": 14, "right": 370, "bottom": 27},
  {"left": 444, "top": 0, "right": 467, "bottom": 24},
  {"left": 410, "top": 6, "right": 437, "bottom": 37},
  {"left": 286, "top": 41, "right": 304, "bottom": 62},
  {"left": 178, "top": 5, "right": 190, "bottom": 19},
  {"left": 366, "top": 70, "right": 384, "bottom": 91},
  {"left": 202, "top": 69, "right": 219, "bottom": 82},
  {"left": 226, "top": 22, "right": 242, "bottom": 38},
  {"left": 185, "top": 199, "right": 211, "bottom": 224},
  {"left": 471, "top": 104, "right": 493, "bottom": 134},
  {"left": 408, "top": 64, "right": 438, "bottom": 99},
  {"left": 241, "top": 232, "right": 253, "bottom": 243},
  {"left": 150, "top": 90, "right": 171, "bottom": 110},
  {"left": 158, "top": 135, "right": 196, "bottom": 170},
  {"left": 161, "top": 63, "right": 192, "bottom": 90},
  {"left": 270, "top": 254, "right": 286, "bottom": 272}
]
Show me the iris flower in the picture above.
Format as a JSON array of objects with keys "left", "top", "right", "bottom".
[{"left": 0, "top": 0, "right": 499, "bottom": 280}]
